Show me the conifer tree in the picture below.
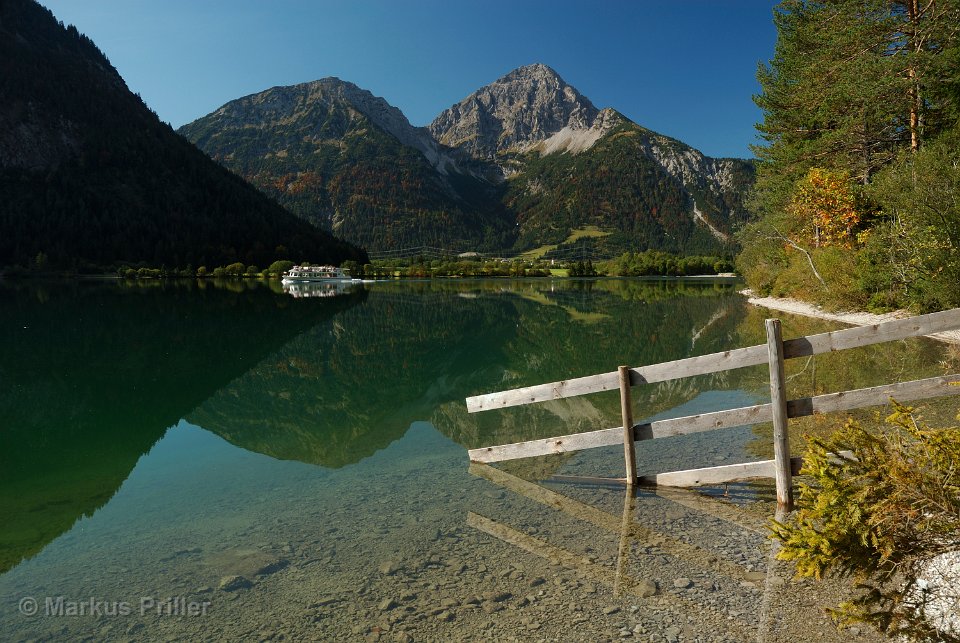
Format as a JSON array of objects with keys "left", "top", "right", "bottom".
[{"left": 741, "top": 0, "right": 960, "bottom": 309}]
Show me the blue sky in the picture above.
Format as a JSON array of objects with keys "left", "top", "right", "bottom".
[{"left": 40, "top": 0, "right": 778, "bottom": 159}]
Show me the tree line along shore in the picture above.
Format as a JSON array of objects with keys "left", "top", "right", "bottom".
[{"left": 1, "top": 251, "right": 737, "bottom": 281}]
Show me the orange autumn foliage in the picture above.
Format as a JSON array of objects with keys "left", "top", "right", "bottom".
[{"left": 788, "top": 168, "right": 862, "bottom": 248}]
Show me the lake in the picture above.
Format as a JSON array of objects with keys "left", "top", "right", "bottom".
[{"left": 1, "top": 278, "right": 953, "bottom": 641}]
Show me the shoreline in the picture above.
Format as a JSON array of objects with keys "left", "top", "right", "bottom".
[{"left": 742, "top": 290, "right": 960, "bottom": 346}]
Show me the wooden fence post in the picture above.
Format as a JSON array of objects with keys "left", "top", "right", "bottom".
[
  {"left": 618, "top": 366, "right": 638, "bottom": 485},
  {"left": 765, "top": 319, "right": 793, "bottom": 510}
]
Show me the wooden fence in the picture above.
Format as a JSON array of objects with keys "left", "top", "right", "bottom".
[{"left": 465, "top": 308, "right": 960, "bottom": 509}]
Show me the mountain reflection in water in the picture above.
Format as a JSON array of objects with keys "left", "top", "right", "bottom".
[
  {"left": 0, "top": 280, "right": 365, "bottom": 573},
  {"left": 2, "top": 277, "right": 954, "bottom": 581}
]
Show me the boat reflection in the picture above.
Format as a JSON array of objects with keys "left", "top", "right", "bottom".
[{"left": 282, "top": 281, "right": 360, "bottom": 298}]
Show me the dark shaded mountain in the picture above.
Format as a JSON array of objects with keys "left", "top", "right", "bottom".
[
  {"left": 182, "top": 64, "right": 753, "bottom": 255},
  {"left": 178, "top": 78, "right": 515, "bottom": 253},
  {"left": 0, "top": 0, "right": 366, "bottom": 270}
]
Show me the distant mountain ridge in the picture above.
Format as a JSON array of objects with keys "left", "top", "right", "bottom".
[
  {"left": 430, "top": 65, "right": 753, "bottom": 252},
  {"left": 0, "top": 0, "right": 367, "bottom": 270},
  {"left": 181, "top": 64, "right": 754, "bottom": 255}
]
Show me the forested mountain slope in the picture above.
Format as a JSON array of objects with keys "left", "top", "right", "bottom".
[{"left": 179, "top": 78, "right": 514, "bottom": 253}]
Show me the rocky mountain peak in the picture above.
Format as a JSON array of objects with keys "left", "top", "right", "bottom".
[
  {"left": 192, "top": 77, "right": 468, "bottom": 175},
  {"left": 428, "top": 63, "right": 600, "bottom": 162},
  {"left": 206, "top": 76, "right": 410, "bottom": 141},
  {"left": 305, "top": 78, "right": 418, "bottom": 146},
  {"left": 499, "top": 62, "right": 564, "bottom": 83}
]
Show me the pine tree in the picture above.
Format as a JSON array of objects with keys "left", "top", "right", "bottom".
[
  {"left": 740, "top": 0, "right": 960, "bottom": 309},
  {"left": 752, "top": 0, "right": 959, "bottom": 213}
]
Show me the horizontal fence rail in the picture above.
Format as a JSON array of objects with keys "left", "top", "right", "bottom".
[
  {"left": 467, "top": 374, "right": 960, "bottom": 463},
  {"left": 640, "top": 456, "right": 805, "bottom": 488},
  {"left": 466, "top": 308, "right": 960, "bottom": 413},
  {"left": 464, "top": 307, "right": 960, "bottom": 508}
]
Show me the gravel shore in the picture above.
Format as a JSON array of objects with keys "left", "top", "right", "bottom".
[{"left": 742, "top": 290, "right": 960, "bottom": 345}]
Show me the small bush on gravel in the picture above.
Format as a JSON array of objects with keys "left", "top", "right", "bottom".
[{"left": 770, "top": 400, "right": 960, "bottom": 641}]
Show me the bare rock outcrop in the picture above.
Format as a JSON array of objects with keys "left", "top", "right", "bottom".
[{"left": 429, "top": 63, "right": 602, "bottom": 161}]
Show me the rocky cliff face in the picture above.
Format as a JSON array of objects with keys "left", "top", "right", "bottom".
[
  {"left": 429, "top": 64, "right": 604, "bottom": 163},
  {"left": 638, "top": 131, "right": 745, "bottom": 195},
  {"left": 631, "top": 130, "right": 756, "bottom": 241}
]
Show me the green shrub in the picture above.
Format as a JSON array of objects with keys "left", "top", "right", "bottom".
[
  {"left": 771, "top": 400, "right": 960, "bottom": 639},
  {"left": 267, "top": 260, "right": 294, "bottom": 278},
  {"left": 813, "top": 247, "right": 867, "bottom": 311}
]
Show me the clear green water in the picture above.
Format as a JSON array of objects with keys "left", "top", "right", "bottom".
[{"left": 1, "top": 278, "right": 951, "bottom": 641}]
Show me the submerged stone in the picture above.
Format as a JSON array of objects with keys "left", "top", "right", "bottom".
[
  {"left": 218, "top": 575, "right": 253, "bottom": 592},
  {"left": 637, "top": 580, "right": 658, "bottom": 598}
]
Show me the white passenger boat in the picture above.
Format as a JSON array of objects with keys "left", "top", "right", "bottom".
[{"left": 281, "top": 265, "right": 356, "bottom": 284}]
